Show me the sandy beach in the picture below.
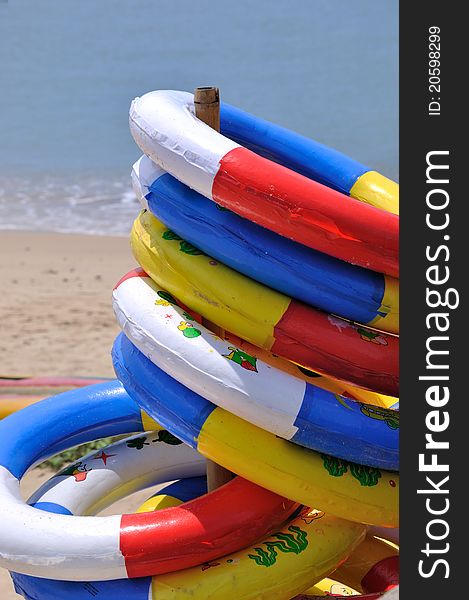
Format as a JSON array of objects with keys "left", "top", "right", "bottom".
[
  {"left": 0, "top": 230, "right": 139, "bottom": 598},
  {"left": 1, "top": 231, "right": 136, "bottom": 378}
]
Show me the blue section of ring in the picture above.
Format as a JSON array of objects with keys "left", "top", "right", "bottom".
[
  {"left": 147, "top": 173, "right": 385, "bottom": 324},
  {"left": 293, "top": 386, "right": 399, "bottom": 470},
  {"left": 112, "top": 333, "right": 215, "bottom": 449},
  {"left": 11, "top": 572, "right": 152, "bottom": 600},
  {"left": 153, "top": 476, "right": 207, "bottom": 503},
  {"left": 220, "top": 102, "right": 369, "bottom": 194},
  {"left": 30, "top": 502, "right": 73, "bottom": 516},
  {"left": 114, "top": 334, "right": 398, "bottom": 469},
  {"left": 0, "top": 381, "right": 144, "bottom": 479}
]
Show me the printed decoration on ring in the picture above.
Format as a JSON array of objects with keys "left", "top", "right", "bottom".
[
  {"left": 132, "top": 155, "right": 399, "bottom": 333},
  {"left": 113, "top": 269, "right": 398, "bottom": 469},
  {"left": 117, "top": 236, "right": 396, "bottom": 410},
  {"left": 26, "top": 431, "right": 201, "bottom": 517},
  {"left": 113, "top": 333, "right": 400, "bottom": 527},
  {"left": 0, "top": 382, "right": 297, "bottom": 580},
  {"left": 221, "top": 328, "right": 398, "bottom": 410},
  {"left": 129, "top": 90, "right": 399, "bottom": 277},
  {"left": 130, "top": 209, "right": 399, "bottom": 396},
  {"left": 11, "top": 470, "right": 366, "bottom": 600}
]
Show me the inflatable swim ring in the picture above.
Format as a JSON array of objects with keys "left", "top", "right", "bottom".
[
  {"left": 191, "top": 312, "right": 397, "bottom": 409},
  {"left": 132, "top": 156, "right": 399, "bottom": 333},
  {"left": 301, "top": 579, "right": 359, "bottom": 597},
  {"left": 113, "top": 333, "right": 399, "bottom": 527},
  {"left": 13, "top": 449, "right": 365, "bottom": 600},
  {"left": 114, "top": 269, "right": 398, "bottom": 469},
  {"left": 129, "top": 91, "right": 399, "bottom": 277},
  {"left": 25, "top": 432, "right": 204, "bottom": 517},
  {"left": 0, "top": 382, "right": 296, "bottom": 579},
  {"left": 131, "top": 210, "right": 399, "bottom": 396},
  {"left": 333, "top": 536, "right": 399, "bottom": 594},
  {"left": 136, "top": 476, "right": 208, "bottom": 512},
  {"left": 226, "top": 339, "right": 398, "bottom": 408},
  {"left": 220, "top": 330, "right": 398, "bottom": 409},
  {"left": 300, "top": 535, "right": 398, "bottom": 597},
  {"left": 219, "top": 101, "right": 399, "bottom": 215}
]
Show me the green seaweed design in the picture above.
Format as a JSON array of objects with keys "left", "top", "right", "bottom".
[
  {"left": 320, "top": 453, "right": 382, "bottom": 487},
  {"left": 248, "top": 525, "right": 308, "bottom": 567},
  {"left": 321, "top": 454, "right": 348, "bottom": 477},
  {"left": 179, "top": 240, "right": 204, "bottom": 255},
  {"left": 162, "top": 229, "right": 182, "bottom": 241},
  {"left": 161, "top": 229, "right": 204, "bottom": 255},
  {"left": 349, "top": 463, "right": 382, "bottom": 486}
]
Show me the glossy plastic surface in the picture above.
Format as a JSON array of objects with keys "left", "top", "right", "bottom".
[{"left": 131, "top": 211, "right": 398, "bottom": 395}]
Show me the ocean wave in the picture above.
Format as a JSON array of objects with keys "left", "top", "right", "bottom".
[{"left": 0, "top": 172, "right": 140, "bottom": 236}]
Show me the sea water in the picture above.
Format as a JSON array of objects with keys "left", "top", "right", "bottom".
[{"left": 0, "top": 0, "right": 398, "bottom": 235}]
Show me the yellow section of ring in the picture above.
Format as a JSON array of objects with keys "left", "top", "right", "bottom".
[
  {"left": 132, "top": 210, "right": 290, "bottom": 349},
  {"left": 196, "top": 406, "right": 399, "bottom": 527},
  {"left": 303, "top": 578, "right": 359, "bottom": 596},
  {"left": 350, "top": 171, "right": 399, "bottom": 215},
  {"left": 151, "top": 509, "right": 365, "bottom": 599},
  {"left": 137, "top": 494, "right": 183, "bottom": 513},
  {"left": 368, "top": 274, "right": 399, "bottom": 333}
]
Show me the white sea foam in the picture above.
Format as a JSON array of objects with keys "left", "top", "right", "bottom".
[{"left": 0, "top": 172, "right": 139, "bottom": 236}]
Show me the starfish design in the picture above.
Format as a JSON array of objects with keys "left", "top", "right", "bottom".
[{"left": 93, "top": 450, "right": 116, "bottom": 465}]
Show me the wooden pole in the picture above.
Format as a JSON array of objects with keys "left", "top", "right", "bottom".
[
  {"left": 194, "top": 86, "right": 233, "bottom": 492},
  {"left": 194, "top": 86, "right": 220, "bottom": 131}
]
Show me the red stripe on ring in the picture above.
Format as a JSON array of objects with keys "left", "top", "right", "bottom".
[
  {"left": 271, "top": 300, "right": 399, "bottom": 396},
  {"left": 115, "top": 269, "right": 202, "bottom": 323},
  {"left": 120, "top": 477, "right": 297, "bottom": 578},
  {"left": 361, "top": 555, "right": 400, "bottom": 593},
  {"left": 114, "top": 267, "right": 149, "bottom": 290},
  {"left": 212, "top": 147, "right": 399, "bottom": 277}
]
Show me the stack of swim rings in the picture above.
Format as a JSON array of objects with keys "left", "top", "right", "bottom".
[{"left": 0, "top": 90, "right": 399, "bottom": 599}]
